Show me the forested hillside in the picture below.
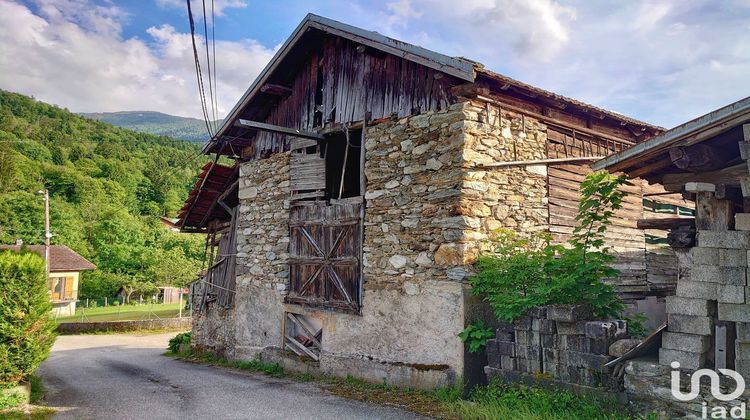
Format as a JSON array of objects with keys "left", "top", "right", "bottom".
[
  {"left": 0, "top": 90, "right": 207, "bottom": 300},
  {"left": 81, "top": 111, "right": 218, "bottom": 143}
]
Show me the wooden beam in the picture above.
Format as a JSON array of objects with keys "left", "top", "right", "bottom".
[
  {"left": 627, "top": 157, "right": 674, "bottom": 179},
  {"left": 260, "top": 83, "right": 292, "bottom": 97},
  {"left": 637, "top": 217, "right": 695, "bottom": 230},
  {"left": 235, "top": 119, "right": 325, "bottom": 141},
  {"left": 669, "top": 144, "right": 725, "bottom": 171},
  {"left": 473, "top": 156, "right": 605, "bottom": 169},
  {"left": 662, "top": 163, "right": 750, "bottom": 191}
]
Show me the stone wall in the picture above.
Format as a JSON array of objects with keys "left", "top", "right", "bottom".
[
  {"left": 192, "top": 153, "right": 290, "bottom": 358},
  {"left": 485, "top": 304, "right": 629, "bottom": 390}
]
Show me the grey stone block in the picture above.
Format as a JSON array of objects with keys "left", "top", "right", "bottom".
[
  {"left": 736, "top": 213, "right": 750, "bottom": 231},
  {"left": 547, "top": 304, "right": 592, "bottom": 322},
  {"left": 516, "top": 357, "right": 541, "bottom": 373},
  {"left": 542, "top": 347, "right": 559, "bottom": 364},
  {"left": 556, "top": 335, "right": 591, "bottom": 353},
  {"left": 541, "top": 333, "right": 555, "bottom": 348},
  {"left": 735, "top": 359, "right": 750, "bottom": 380},
  {"left": 659, "top": 348, "right": 706, "bottom": 370},
  {"left": 515, "top": 330, "right": 540, "bottom": 346},
  {"left": 625, "top": 358, "right": 670, "bottom": 377},
  {"left": 514, "top": 317, "right": 532, "bottom": 331},
  {"left": 698, "top": 230, "right": 750, "bottom": 249},
  {"left": 720, "top": 249, "right": 748, "bottom": 267},
  {"left": 527, "top": 306, "right": 547, "bottom": 319},
  {"left": 496, "top": 340, "right": 515, "bottom": 356},
  {"left": 496, "top": 323, "right": 515, "bottom": 341},
  {"left": 718, "top": 284, "right": 746, "bottom": 304},
  {"left": 543, "top": 361, "right": 560, "bottom": 377},
  {"left": 666, "top": 296, "right": 717, "bottom": 316},
  {"left": 738, "top": 322, "right": 750, "bottom": 341},
  {"left": 661, "top": 332, "right": 712, "bottom": 353},
  {"left": 736, "top": 341, "right": 750, "bottom": 360},
  {"left": 539, "top": 319, "right": 556, "bottom": 334},
  {"left": 500, "top": 355, "right": 516, "bottom": 371},
  {"left": 515, "top": 345, "right": 541, "bottom": 360},
  {"left": 562, "top": 350, "right": 612, "bottom": 371},
  {"left": 676, "top": 280, "right": 717, "bottom": 299},
  {"left": 718, "top": 303, "right": 750, "bottom": 322},
  {"left": 555, "top": 321, "right": 586, "bottom": 335},
  {"left": 668, "top": 314, "right": 715, "bottom": 335},
  {"left": 585, "top": 320, "right": 628, "bottom": 341},
  {"left": 692, "top": 247, "right": 719, "bottom": 265},
  {"left": 691, "top": 265, "right": 745, "bottom": 285}
]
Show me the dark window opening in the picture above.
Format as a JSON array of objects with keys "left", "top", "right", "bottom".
[{"left": 322, "top": 129, "right": 362, "bottom": 200}]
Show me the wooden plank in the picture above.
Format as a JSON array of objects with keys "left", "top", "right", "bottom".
[
  {"left": 236, "top": 119, "right": 324, "bottom": 141},
  {"left": 637, "top": 217, "right": 696, "bottom": 229}
]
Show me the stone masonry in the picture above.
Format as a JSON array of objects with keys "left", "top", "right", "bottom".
[{"left": 192, "top": 100, "right": 555, "bottom": 388}]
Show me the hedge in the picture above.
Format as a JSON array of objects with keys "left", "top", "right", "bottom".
[{"left": 0, "top": 250, "right": 56, "bottom": 385}]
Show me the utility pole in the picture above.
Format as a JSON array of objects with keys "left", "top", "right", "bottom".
[{"left": 38, "top": 189, "right": 50, "bottom": 276}]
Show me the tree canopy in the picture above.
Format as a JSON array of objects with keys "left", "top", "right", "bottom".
[{"left": 0, "top": 90, "right": 207, "bottom": 300}]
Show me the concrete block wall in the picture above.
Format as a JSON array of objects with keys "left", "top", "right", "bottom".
[
  {"left": 486, "top": 304, "right": 628, "bottom": 390},
  {"left": 660, "top": 226, "right": 750, "bottom": 372}
]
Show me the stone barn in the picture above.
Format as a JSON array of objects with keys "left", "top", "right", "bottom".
[{"left": 178, "top": 14, "right": 679, "bottom": 388}]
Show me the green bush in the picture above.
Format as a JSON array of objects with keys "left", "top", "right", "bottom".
[
  {"left": 470, "top": 172, "right": 629, "bottom": 322},
  {"left": 458, "top": 321, "right": 495, "bottom": 353},
  {"left": 0, "top": 250, "right": 56, "bottom": 385},
  {"left": 0, "top": 387, "right": 25, "bottom": 410},
  {"left": 167, "top": 332, "right": 191, "bottom": 353}
]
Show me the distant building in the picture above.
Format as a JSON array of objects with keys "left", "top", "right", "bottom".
[{"left": 0, "top": 241, "right": 96, "bottom": 316}]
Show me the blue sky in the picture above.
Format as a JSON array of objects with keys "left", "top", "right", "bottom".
[{"left": 1, "top": 0, "right": 749, "bottom": 128}]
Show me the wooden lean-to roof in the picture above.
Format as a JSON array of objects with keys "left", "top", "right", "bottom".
[
  {"left": 177, "top": 162, "right": 238, "bottom": 231},
  {"left": 0, "top": 245, "right": 96, "bottom": 272},
  {"left": 592, "top": 96, "right": 750, "bottom": 189}
]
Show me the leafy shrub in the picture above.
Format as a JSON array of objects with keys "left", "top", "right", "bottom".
[
  {"left": 0, "top": 251, "right": 56, "bottom": 385},
  {"left": 470, "top": 172, "right": 629, "bottom": 322},
  {"left": 0, "top": 387, "right": 25, "bottom": 410},
  {"left": 458, "top": 321, "right": 495, "bottom": 353},
  {"left": 167, "top": 332, "right": 191, "bottom": 353}
]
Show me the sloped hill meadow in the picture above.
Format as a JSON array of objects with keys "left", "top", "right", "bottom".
[{"left": 0, "top": 90, "right": 208, "bottom": 299}]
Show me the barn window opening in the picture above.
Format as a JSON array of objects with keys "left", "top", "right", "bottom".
[{"left": 323, "top": 128, "right": 362, "bottom": 200}]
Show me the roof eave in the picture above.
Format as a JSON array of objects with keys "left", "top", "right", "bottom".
[
  {"left": 592, "top": 96, "right": 750, "bottom": 172},
  {"left": 204, "top": 13, "right": 476, "bottom": 154}
]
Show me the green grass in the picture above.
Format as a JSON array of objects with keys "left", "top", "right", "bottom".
[
  {"left": 55, "top": 302, "right": 185, "bottom": 323},
  {"left": 165, "top": 346, "right": 636, "bottom": 420}
]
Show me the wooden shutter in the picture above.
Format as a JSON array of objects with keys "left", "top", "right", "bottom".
[
  {"left": 64, "top": 276, "right": 74, "bottom": 300},
  {"left": 287, "top": 201, "right": 361, "bottom": 312}
]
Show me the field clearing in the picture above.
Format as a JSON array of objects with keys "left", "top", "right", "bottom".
[{"left": 55, "top": 302, "right": 186, "bottom": 323}]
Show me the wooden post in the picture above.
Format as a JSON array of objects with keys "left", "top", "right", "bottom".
[{"left": 178, "top": 289, "right": 183, "bottom": 319}]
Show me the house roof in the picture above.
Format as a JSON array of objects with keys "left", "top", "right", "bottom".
[
  {"left": 204, "top": 13, "right": 659, "bottom": 155},
  {"left": 0, "top": 245, "right": 96, "bottom": 272},
  {"left": 591, "top": 96, "right": 750, "bottom": 182}
]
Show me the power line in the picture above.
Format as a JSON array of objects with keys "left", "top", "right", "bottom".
[
  {"left": 201, "top": 0, "right": 217, "bottom": 131},
  {"left": 211, "top": 0, "right": 219, "bottom": 128},
  {"left": 186, "top": 0, "right": 215, "bottom": 139}
]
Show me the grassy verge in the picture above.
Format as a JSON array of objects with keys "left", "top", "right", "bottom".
[
  {"left": 165, "top": 349, "right": 637, "bottom": 419},
  {"left": 55, "top": 303, "right": 184, "bottom": 323},
  {"left": 0, "top": 375, "right": 55, "bottom": 419}
]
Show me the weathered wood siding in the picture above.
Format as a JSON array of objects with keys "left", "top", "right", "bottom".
[{"left": 244, "top": 36, "right": 458, "bottom": 160}]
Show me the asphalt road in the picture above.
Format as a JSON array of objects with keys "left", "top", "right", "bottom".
[{"left": 37, "top": 333, "right": 423, "bottom": 420}]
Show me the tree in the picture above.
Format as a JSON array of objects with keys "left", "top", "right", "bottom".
[{"left": 0, "top": 250, "right": 56, "bottom": 385}]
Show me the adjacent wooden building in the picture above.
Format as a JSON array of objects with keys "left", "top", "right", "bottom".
[{"left": 179, "top": 14, "right": 679, "bottom": 387}]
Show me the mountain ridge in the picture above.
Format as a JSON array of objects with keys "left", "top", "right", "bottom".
[{"left": 80, "top": 110, "right": 219, "bottom": 143}]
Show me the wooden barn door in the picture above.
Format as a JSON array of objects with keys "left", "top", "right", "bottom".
[{"left": 288, "top": 201, "right": 361, "bottom": 312}]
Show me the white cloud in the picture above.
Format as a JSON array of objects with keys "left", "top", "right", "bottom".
[
  {"left": 155, "top": 0, "right": 247, "bottom": 17},
  {"left": 0, "top": 0, "right": 275, "bottom": 118},
  {"left": 340, "top": 0, "right": 750, "bottom": 127}
]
